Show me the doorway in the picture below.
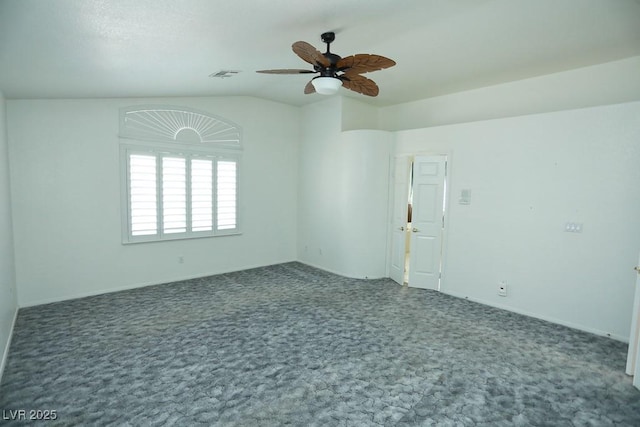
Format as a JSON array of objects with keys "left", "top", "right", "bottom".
[
  {"left": 626, "top": 254, "right": 640, "bottom": 391},
  {"left": 389, "top": 155, "right": 447, "bottom": 290}
]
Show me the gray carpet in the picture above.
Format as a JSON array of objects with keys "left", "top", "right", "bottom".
[{"left": 1, "top": 262, "right": 639, "bottom": 426}]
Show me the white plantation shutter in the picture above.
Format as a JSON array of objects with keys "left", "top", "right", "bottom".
[
  {"left": 191, "top": 158, "right": 214, "bottom": 232},
  {"left": 217, "top": 160, "right": 237, "bottom": 231},
  {"left": 162, "top": 157, "right": 187, "bottom": 234},
  {"left": 124, "top": 150, "right": 238, "bottom": 242},
  {"left": 129, "top": 154, "right": 158, "bottom": 236}
]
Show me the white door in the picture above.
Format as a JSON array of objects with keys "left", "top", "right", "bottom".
[
  {"left": 389, "top": 156, "right": 411, "bottom": 285},
  {"left": 408, "top": 155, "right": 446, "bottom": 290},
  {"left": 626, "top": 254, "right": 640, "bottom": 390}
]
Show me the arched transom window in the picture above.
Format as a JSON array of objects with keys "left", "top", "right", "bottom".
[{"left": 119, "top": 106, "right": 242, "bottom": 243}]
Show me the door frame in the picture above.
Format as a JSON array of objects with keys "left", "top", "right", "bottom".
[
  {"left": 387, "top": 155, "right": 412, "bottom": 285},
  {"left": 626, "top": 254, "right": 640, "bottom": 390},
  {"left": 387, "top": 151, "right": 451, "bottom": 289}
]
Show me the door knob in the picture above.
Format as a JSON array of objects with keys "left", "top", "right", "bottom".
[
  {"left": 399, "top": 226, "right": 405, "bottom": 231},
  {"left": 635, "top": 266, "right": 640, "bottom": 273},
  {"left": 412, "top": 227, "right": 419, "bottom": 232}
]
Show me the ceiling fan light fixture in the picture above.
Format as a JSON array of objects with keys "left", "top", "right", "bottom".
[
  {"left": 311, "top": 77, "right": 342, "bottom": 95},
  {"left": 257, "top": 33, "right": 395, "bottom": 97}
]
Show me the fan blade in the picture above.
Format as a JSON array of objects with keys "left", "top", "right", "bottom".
[
  {"left": 340, "top": 74, "right": 379, "bottom": 97},
  {"left": 304, "top": 80, "right": 316, "bottom": 94},
  {"left": 337, "top": 54, "right": 396, "bottom": 75},
  {"left": 292, "top": 41, "right": 330, "bottom": 68},
  {"left": 256, "top": 69, "right": 316, "bottom": 74}
]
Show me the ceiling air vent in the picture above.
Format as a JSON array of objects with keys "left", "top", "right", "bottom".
[{"left": 209, "top": 70, "right": 240, "bottom": 79}]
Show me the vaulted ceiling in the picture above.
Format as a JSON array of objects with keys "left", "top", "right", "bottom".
[{"left": 1, "top": 0, "right": 639, "bottom": 106}]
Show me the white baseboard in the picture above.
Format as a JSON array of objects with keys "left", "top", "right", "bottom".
[
  {"left": 441, "top": 289, "right": 628, "bottom": 343},
  {"left": 297, "top": 260, "right": 387, "bottom": 280},
  {"left": 0, "top": 306, "right": 18, "bottom": 385},
  {"left": 19, "top": 260, "right": 298, "bottom": 308},
  {"left": 15, "top": 262, "right": 625, "bottom": 345}
]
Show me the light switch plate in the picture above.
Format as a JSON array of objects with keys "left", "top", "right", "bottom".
[{"left": 459, "top": 189, "right": 471, "bottom": 205}]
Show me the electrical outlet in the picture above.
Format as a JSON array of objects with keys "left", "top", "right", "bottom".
[
  {"left": 498, "top": 282, "right": 507, "bottom": 297},
  {"left": 564, "top": 222, "right": 583, "bottom": 233}
]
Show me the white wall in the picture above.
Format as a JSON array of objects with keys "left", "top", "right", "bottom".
[
  {"left": 297, "top": 98, "right": 342, "bottom": 272},
  {"left": 7, "top": 96, "right": 299, "bottom": 306},
  {"left": 341, "top": 97, "right": 379, "bottom": 131},
  {"left": 0, "top": 90, "right": 18, "bottom": 381},
  {"left": 336, "top": 129, "right": 391, "bottom": 277},
  {"left": 395, "top": 101, "right": 640, "bottom": 340},
  {"left": 380, "top": 56, "right": 640, "bottom": 130},
  {"left": 297, "top": 98, "right": 391, "bottom": 278}
]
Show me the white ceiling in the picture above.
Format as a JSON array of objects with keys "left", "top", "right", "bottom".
[{"left": 1, "top": 0, "right": 639, "bottom": 107}]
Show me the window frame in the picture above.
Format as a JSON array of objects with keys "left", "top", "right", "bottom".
[{"left": 120, "top": 142, "right": 241, "bottom": 244}]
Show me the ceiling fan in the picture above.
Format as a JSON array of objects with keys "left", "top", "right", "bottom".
[{"left": 257, "top": 32, "right": 396, "bottom": 97}]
